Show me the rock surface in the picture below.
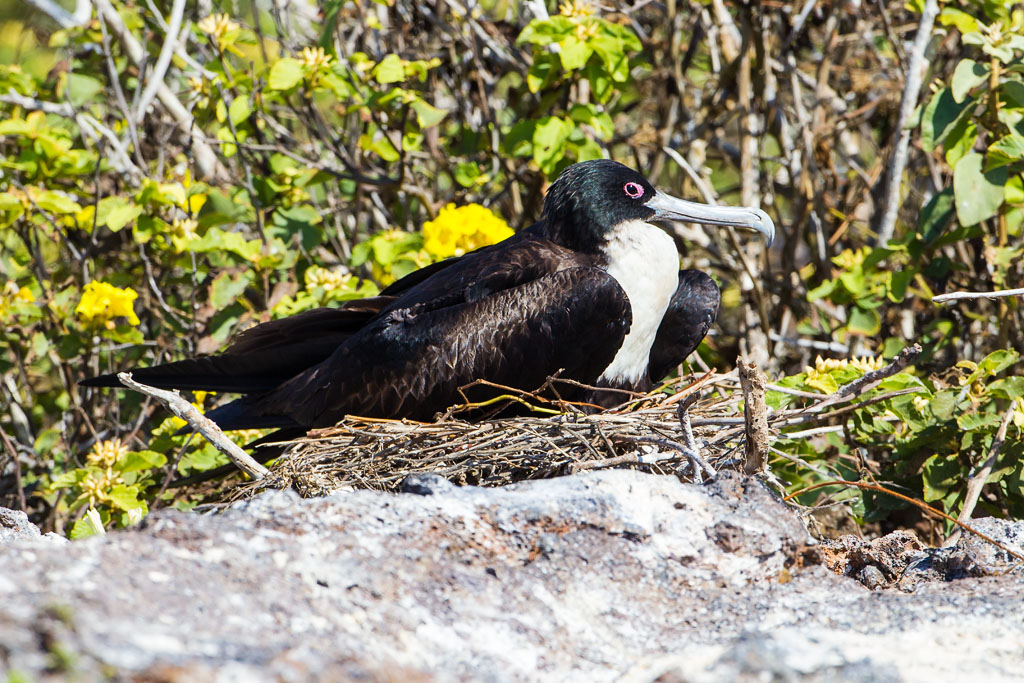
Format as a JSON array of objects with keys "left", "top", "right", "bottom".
[{"left": 0, "top": 470, "right": 1022, "bottom": 681}]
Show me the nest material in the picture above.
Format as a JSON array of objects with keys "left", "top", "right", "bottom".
[{"left": 228, "top": 373, "right": 751, "bottom": 501}]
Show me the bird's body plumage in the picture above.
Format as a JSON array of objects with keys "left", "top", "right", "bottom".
[{"left": 82, "top": 160, "right": 773, "bottom": 443}]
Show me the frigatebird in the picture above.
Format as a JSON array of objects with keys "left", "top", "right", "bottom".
[{"left": 83, "top": 160, "right": 773, "bottom": 446}]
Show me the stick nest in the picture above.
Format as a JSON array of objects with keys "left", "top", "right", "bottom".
[{"left": 227, "top": 373, "right": 749, "bottom": 502}]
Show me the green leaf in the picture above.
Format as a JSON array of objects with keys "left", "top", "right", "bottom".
[
  {"left": 1002, "top": 81, "right": 1024, "bottom": 115},
  {"left": 983, "top": 42, "right": 1014, "bottom": 64},
  {"left": 943, "top": 118, "right": 976, "bottom": 168},
  {"left": 66, "top": 73, "right": 103, "bottom": 107},
  {"left": 268, "top": 58, "right": 304, "bottom": 90},
  {"left": 922, "top": 454, "right": 963, "bottom": 502},
  {"left": 35, "top": 190, "right": 81, "bottom": 215},
  {"left": 806, "top": 373, "right": 839, "bottom": 394},
  {"left": 987, "top": 134, "right": 1024, "bottom": 169},
  {"left": 454, "top": 162, "right": 486, "bottom": 188},
  {"left": 920, "top": 88, "right": 973, "bottom": 153},
  {"left": 98, "top": 197, "right": 144, "bottom": 232},
  {"left": 516, "top": 17, "right": 575, "bottom": 46},
  {"left": 210, "top": 271, "right": 254, "bottom": 310},
  {"left": 558, "top": 35, "right": 593, "bottom": 71},
  {"left": 930, "top": 390, "right": 959, "bottom": 420},
  {"left": 189, "top": 227, "right": 263, "bottom": 261},
  {"left": 990, "top": 376, "right": 1024, "bottom": 399},
  {"left": 526, "top": 53, "right": 559, "bottom": 93},
  {"left": 105, "top": 484, "right": 143, "bottom": 513},
  {"left": 70, "top": 508, "right": 108, "bottom": 539},
  {"left": 569, "top": 103, "right": 614, "bottom": 140},
  {"left": 953, "top": 152, "right": 1007, "bottom": 226},
  {"left": 918, "top": 187, "right": 955, "bottom": 242},
  {"left": 374, "top": 54, "right": 405, "bottom": 84},
  {"left": 847, "top": 306, "right": 881, "bottom": 336},
  {"left": 532, "top": 116, "right": 574, "bottom": 175},
  {"left": 888, "top": 268, "right": 914, "bottom": 302},
  {"left": 119, "top": 450, "right": 167, "bottom": 473},
  {"left": 350, "top": 240, "right": 372, "bottom": 267},
  {"left": 505, "top": 120, "right": 535, "bottom": 157},
  {"left": 408, "top": 98, "right": 446, "bottom": 128},
  {"left": 1006, "top": 175, "right": 1024, "bottom": 205},
  {"left": 358, "top": 130, "right": 400, "bottom": 162},
  {"left": 958, "top": 411, "right": 1002, "bottom": 431},
  {"left": 228, "top": 97, "right": 252, "bottom": 126},
  {"left": 976, "top": 348, "right": 1019, "bottom": 378},
  {"left": 951, "top": 59, "right": 989, "bottom": 102},
  {"left": 574, "top": 137, "right": 604, "bottom": 161}
]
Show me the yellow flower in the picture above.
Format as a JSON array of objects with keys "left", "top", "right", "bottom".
[
  {"left": 576, "top": 21, "right": 599, "bottom": 41},
  {"left": 832, "top": 247, "right": 869, "bottom": 271},
  {"left": 422, "top": 203, "right": 513, "bottom": 259},
  {"left": 0, "top": 281, "right": 33, "bottom": 318},
  {"left": 559, "top": 0, "right": 595, "bottom": 19},
  {"left": 198, "top": 13, "right": 240, "bottom": 50},
  {"left": 198, "top": 13, "right": 238, "bottom": 38},
  {"left": 172, "top": 217, "right": 199, "bottom": 241},
  {"left": 86, "top": 438, "right": 129, "bottom": 468},
  {"left": 305, "top": 266, "right": 352, "bottom": 292},
  {"left": 850, "top": 355, "right": 885, "bottom": 373},
  {"left": 81, "top": 469, "right": 125, "bottom": 505},
  {"left": 300, "top": 46, "right": 333, "bottom": 71},
  {"left": 75, "top": 281, "right": 140, "bottom": 330}
]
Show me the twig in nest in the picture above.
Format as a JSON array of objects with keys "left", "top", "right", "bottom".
[
  {"left": 117, "top": 373, "right": 269, "bottom": 481},
  {"left": 657, "top": 370, "right": 716, "bottom": 406},
  {"left": 737, "top": 356, "right": 769, "bottom": 474}
]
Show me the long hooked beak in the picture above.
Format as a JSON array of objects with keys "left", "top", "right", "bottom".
[{"left": 646, "top": 190, "right": 775, "bottom": 247}]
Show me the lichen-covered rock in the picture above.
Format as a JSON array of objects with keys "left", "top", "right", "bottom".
[
  {"left": 0, "top": 507, "right": 66, "bottom": 546},
  {"left": 0, "top": 470, "right": 1021, "bottom": 681}
]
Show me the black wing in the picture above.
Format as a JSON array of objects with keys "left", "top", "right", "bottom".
[
  {"left": 648, "top": 269, "right": 720, "bottom": 383},
  {"left": 206, "top": 266, "right": 632, "bottom": 429}
]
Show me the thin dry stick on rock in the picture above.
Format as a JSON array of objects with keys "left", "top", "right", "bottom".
[
  {"left": 932, "top": 287, "right": 1024, "bottom": 304},
  {"left": 117, "top": 373, "right": 269, "bottom": 481},
  {"left": 943, "top": 404, "right": 1018, "bottom": 548},
  {"left": 738, "top": 356, "right": 769, "bottom": 474}
]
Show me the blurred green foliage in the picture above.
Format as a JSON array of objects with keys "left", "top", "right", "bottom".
[{"left": 1, "top": 0, "right": 1023, "bottom": 537}]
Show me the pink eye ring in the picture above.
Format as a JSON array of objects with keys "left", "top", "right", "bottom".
[{"left": 623, "top": 182, "right": 644, "bottom": 199}]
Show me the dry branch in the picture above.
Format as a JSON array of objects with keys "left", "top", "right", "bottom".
[
  {"left": 932, "top": 287, "right": 1024, "bottom": 304},
  {"left": 738, "top": 356, "right": 770, "bottom": 475},
  {"left": 92, "top": 0, "right": 226, "bottom": 180},
  {"left": 808, "top": 343, "right": 921, "bottom": 412},
  {"left": 116, "top": 373, "right": 269, "bottom": 481},
  {"left": 944, "top": 405, "right": 1017, "bottom": 547},
  {"left": 875, "top": 0, "right": 939, "bottom": 245}
]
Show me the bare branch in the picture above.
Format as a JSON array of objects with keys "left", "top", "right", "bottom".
[
  {"left": 134, "top": 0, "right": 187, "bottom": 124},
  {"left": 116, "top": 373, "right": 269, "bottom": 481},
  {"left": 944, "top": 405, "right": 1017, "bottom": 547},
  {"left": 92, "top": 0, "right": 227, "bottom": 180},
  {"left": 25, "top": 0, "right": 91, "bottom": 28},
  {"left": 875, "top": 0, "right": 939, "bottom": 245},
  {"left": 933, "top": 287, "right": 1024, "bottom": 305}
]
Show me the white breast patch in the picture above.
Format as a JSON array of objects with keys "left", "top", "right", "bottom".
[{"left": 598, "top": 220, "right": 679, "bottom": 386}]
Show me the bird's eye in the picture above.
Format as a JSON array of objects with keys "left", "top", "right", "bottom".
[{"left": 623, "top": 182, "right": 644, "bottom": 199}]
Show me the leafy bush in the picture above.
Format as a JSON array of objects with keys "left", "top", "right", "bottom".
[{"left": 2, "top": 0, "right": 1022, "bottom": 536}]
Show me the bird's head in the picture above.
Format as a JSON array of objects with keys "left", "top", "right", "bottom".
[{"left": 540, "top": 159, "right": 775, "bottom": 250}]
